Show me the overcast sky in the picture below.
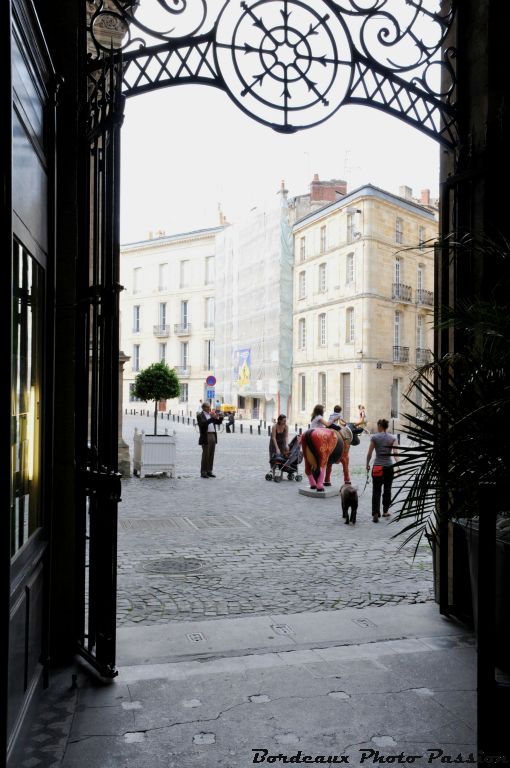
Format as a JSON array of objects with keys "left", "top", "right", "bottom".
[{"left": 120, "top": 83, "right": 440, "bottom": 244}]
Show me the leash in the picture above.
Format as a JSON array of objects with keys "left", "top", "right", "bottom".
[{"left": 360, "top": 468, "right": 370, "bottom": 497}]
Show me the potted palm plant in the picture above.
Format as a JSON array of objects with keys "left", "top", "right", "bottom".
[
  {"left": 132, "top": 362, "right": 180, "bottom": 477},
  {"left": 393, "top": 238, "right": 510, "bottom": 671}
]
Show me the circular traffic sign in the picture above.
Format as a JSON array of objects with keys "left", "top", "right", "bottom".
[{"left": 206, "top": 375, "right": 216, "bottom": 386}]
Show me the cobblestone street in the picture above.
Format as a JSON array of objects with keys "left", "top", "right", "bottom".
[{"left": 118, "top": 414, "right": 433, "bottom": 625}]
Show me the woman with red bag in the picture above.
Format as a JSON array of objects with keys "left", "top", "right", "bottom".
[{"left": 365, "top": 419, "right": 398, "bottom": 522}]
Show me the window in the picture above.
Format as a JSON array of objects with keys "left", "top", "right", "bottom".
[
  {"left": 179, "top": 259, "right": 189, "bottom": 288},
  {"left": 318, "top": 313, "right": 326, "bottom": 346},
  {"left": 346, "top": 252, "right": 355, "bottom": 284},
  {"left": 299, "top": 237, "right": 306, "bottom": 262},
  {"left": 158, "top": 302, "right": 167, "bottom": 328},
  {"left": 238, "top": 395, "right": 246, "bottom": 409},
  {"left": 181, "top": 299, "right": 188, "bottom": 327},
  {"left": 320, "top": 225, "right": 327, "bottom": 253},
  {"left": 318, "top": 372, "right": 327, "bottom": 406},
  {"left": 180, "top": 341, "right": 189, "bottom": 369},
  {"left": 299, "top": 374, "right": 306, "bottom": 411},
  {"left": 158, "top": 263, "right": 168, "bottom": 291},
  {"left": 394, "top": 310, "right": 402, "bottom": 347},
  {"left": 132, "top": 305, "right": 140, "bottom": 332},
  {"left": 396, "top": 217, "right": 404, "bottom": 244},
  {"left": 298, "top": 318, "right": 306, "bottom": 349},
  {"left": 347, "top": 212, "right": 355, "bottom": 243},
  {"left": 205, "top": 339, "right": 214, "bottom": 370},
  {"left": 159, "top": 342, "right": 167, "bottom": 364},
  {"left": 394, "top": 256, "right": 401, "bottom": 285},
  {"left": 179, "top": 383, "right": 189, "bottom": 403},
  {"left": 205, "top": 256, "right": 214, "bottom": 285},
  {"left": 391, "top": 377, "right": 401, "bottom": 418},
  {"left": 129, "top": 383, "right": 141, "bottom": 402},
  {"left": 132, "top": 344, "right": 140, "bottom": 371},
  {"left": 298, "top": 271, "right": 306, "bottom": 299},
  {"left": 346, "top": 307, "right": 355, "bottom": 343},
  {"left": 416, "top": 314, "right": 424, "bottom": 350},
  {"left": 133, "top": 267, "right": 141, "bottom": 294},
  {"left": 318, "top": 263, "right": 326, "bottom": 293},
  {"left": 11, "top": 242, "right": 43, "bottom": 557},
  {"left": 417, "top": 264, "right": 424, "bottom": 292},
  {"left": 205, "top": 296, "right": 215, "bottom": 327},
  {"left": 419, "top": 227, "right": 426, "bottom": 251}
]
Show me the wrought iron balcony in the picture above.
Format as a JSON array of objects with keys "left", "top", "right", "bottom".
[
  {"left": 176, "top": 366, "right": 190, "bottom": 377},
  {"left": 416, "top": 347, "right": 432, "bottom": 365},
  {"left": 393, "top": 345, "right": 410, "bottom": 363},
  {"left": 392, "top": 283, "right": 412, "bottom": 302},
  {"left": 153, "top": 324, "right": 170, "bottom": 338},
  {"left": 174, "top": 323, "right": 191, "bottom": 336},
  {"left": 416, "top": 288, "right": 434, "bottom": 306}
]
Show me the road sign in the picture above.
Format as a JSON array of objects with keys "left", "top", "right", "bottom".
[
  {"left": 206, "top": 388, "right": 215, "bottom": 400},
  {"left": 206, "top": 375, "right": 216, "bottom": 386}
]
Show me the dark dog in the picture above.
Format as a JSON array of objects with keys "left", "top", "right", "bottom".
[{"left": 340, "top": 483, "right": 358, "bottom": 524}]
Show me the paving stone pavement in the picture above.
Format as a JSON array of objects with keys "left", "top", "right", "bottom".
[{"left": 118, "top": 414, "right": 433, "bottom": 625}]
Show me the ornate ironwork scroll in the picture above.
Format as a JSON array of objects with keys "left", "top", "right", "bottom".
[{"left": 87, "top": 0, "right": 456, "bottom": 144}]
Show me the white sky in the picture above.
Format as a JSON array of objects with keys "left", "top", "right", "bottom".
[{"left": 120, "top": 83, "right": 440, "bottom": 244}]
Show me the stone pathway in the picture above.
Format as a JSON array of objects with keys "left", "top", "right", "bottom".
[{"left": 118, "top": 415, "right": 433, "bottom": 625}]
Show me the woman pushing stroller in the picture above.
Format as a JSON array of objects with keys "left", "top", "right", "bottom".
[{"left": 269, "top": 414, "right": 289, "bottom": 460}]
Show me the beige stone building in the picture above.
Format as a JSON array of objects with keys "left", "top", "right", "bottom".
[
  {"left": 291, "top": 184, "right": 437, "bottom": 430},
  {"left": 120, "top": 226, "right": 225, "bottom": 414}
]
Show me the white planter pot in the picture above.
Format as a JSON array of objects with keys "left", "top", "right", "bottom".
[{"left": 133, "top": 428, "right": 176, "bottom": 478}]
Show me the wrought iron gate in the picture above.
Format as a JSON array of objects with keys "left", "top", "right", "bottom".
[
  {"left": 76, "top": 54, "right": 124, "bottom": 677},
  {"left": 81, "top": 0, "right": 458, "bottom": 677}
]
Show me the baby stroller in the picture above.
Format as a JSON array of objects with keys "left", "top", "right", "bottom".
[{"left": 265, "top": 435, "right": 303, "bottom": 483}]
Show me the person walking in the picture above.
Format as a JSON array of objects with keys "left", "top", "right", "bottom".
[
  {"left": 365, "top": 418, "right": 398, "bottom": 522},
  {"left": 197, "top": 402, "right": 223, "bottom": 478}
]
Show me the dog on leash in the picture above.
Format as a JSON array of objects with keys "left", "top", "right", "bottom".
[{"left": 340, "top": 482, "right": 358, "bottom": 525}]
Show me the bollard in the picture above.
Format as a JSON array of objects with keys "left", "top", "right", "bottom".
[
  {"left": 295, "top": 423, "right": 297, "bottom": 432},
  {"left": 187, "top": 417, "right": 190, "bottom": 425},
  {"left": 232, "top": 424, "right": 235, "bottom": 433},
  {"left": 397, "top": 433, "right": 401, "bottom": 444},
  {"left": 193, "top": 419, "right": 196, "bottom": 427},
  {"left": 267, "top": 426, "right": 271, "bottom": 436},
  {"left": 161, "top": 412, "right": 163, "bottom": 419},
  {"left": 240, "top": 424, "right": 243, "bottom": 434},
  {"left": 173, "top": 414, "right": 175, "bottom": 421},
  {"left": 250, "top": 424, "right": 253, "bottom": 434},
  {"left": 167, "top": 413, "right": 170, "bottom": 419},
  {"left": 264, "top": 420, "right": 267, "bottom": 429},
  {"left": 299, "top": 427, "right": 302, "bottom": 435},
  {"left": 258, "top": 425, "right": 261, "bottom": 435}
]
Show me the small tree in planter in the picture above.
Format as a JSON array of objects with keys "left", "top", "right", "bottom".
[{"left": 132, "top": 362, "right": 180, "bottom": 435}]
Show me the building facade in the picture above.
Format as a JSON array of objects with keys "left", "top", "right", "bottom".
[
  {"left": 120, "top": 226, "right": 224, "bottom": 415},
  {"left": 292, "top": 185, "right": 437, "bottom": 429}
]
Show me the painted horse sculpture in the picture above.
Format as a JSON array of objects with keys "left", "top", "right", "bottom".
[{"left": 300, "top": 426, "right": 352, "bottom": 491}]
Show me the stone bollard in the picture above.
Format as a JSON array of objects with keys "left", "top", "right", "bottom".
[
  {"left": 240, "top": 424, "right": 243, "bottom": 434},
  {"left": 264, "top": 421, "right": 267, "bottom": 429},
  {"left": 161, "top": 412, "right": 163, "bottom": 419},
  {"left": 267, "top": 426, "right": 271, "bottom": 436},
  {"left": 187, "top": 417, "right": 190, "bottom": 425},
  {"left": 295, "top": 423, "right": 297, "bottom": 432},
  {"left": 250, "top": 424, "right": 253, "bottom": 434},
  {"left": 397, "top": 433, "right": 401, "bottom": 444},
  {"left": 193, "top": 419, "right": 196, "bottom": 427},
  {"left": 299, "top": 427, "right": 302, "bottom": 435},
  {"left": 258, "top": 425, "right": 261, "bottom": 435}
]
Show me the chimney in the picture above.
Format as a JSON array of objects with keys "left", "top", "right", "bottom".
[
  {"left": 420, "top": 188, "right": 431, "bottom": 206},
  {"left": 310, "top": 174, "right": 347, "bottom": 203},
  {"left": 399, "top": 185, "right": 413, "bottom": 200}
]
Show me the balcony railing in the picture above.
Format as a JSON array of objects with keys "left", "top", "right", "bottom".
[
  {"left": 416, "top": 288, "right": 434, "bottom": 306},
  {"left": 393, "top": 345, "right": 410, "bottom": 363},
  {"left": 416, "top": 347, "right": 432, "bottom": 365},
  {"left": 176, "top": 366, "right": 190, "bottom": 377},
  {"left": 174, "top": 323, "right": 191, "bottom": 335},
  {"left": 392, "top": 283, "right": 412, "bottom": 302},
  {"left": 153, "top": 324, "right": 170, "bottom": 338}
]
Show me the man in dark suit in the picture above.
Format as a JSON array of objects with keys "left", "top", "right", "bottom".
[{"left": 197, "top": 402, "right": 223, "bottom": 478}]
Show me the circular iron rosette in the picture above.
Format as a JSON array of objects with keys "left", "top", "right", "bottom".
[{"left": 214, "top": 0, "right": 353, "bottom": 133}]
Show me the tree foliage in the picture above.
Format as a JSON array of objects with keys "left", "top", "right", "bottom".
[{"left": 133, "top": 362, "right": 180, "bottom": 434}]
